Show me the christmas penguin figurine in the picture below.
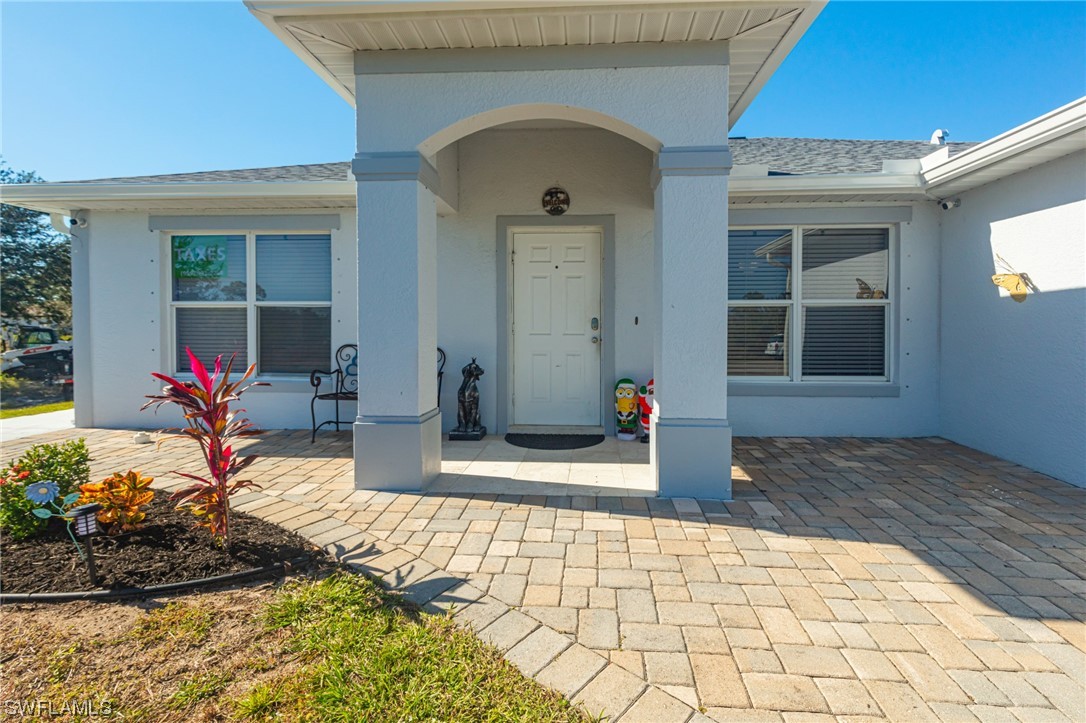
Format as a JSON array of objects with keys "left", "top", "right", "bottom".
[
  {"left": 615, "top": 378, "right": 639, "bottom": 441},
  {"left": 638, "top": 378, "right": 654, "bottom": 444}
]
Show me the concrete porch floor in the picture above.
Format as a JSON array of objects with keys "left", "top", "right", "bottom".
[
  {"left": 436, "top": 436, "right": 656, "bottom": 497},
  {"left": 3, "top": 428, "right": 1083, "bottom": 722}
]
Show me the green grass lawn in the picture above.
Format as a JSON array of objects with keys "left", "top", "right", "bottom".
[
  {"left": 239, "top": 572, "right": 588, "bottom": 721},
  {"left": 0, "top": 400, "right": 74, "bottom": 419},
  {"left": 0, "top": 570, "right": 588, "bottom": 722}
]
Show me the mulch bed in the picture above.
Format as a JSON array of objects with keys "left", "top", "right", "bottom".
[{"left": 0, "top": 497, "right": 319, "bottom": 594}]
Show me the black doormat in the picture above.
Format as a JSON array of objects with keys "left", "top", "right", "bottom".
[{"left": 504, "top": 433, "right": 605, "bottom": 450}]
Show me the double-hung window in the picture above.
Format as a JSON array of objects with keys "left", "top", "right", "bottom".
[
  {"left": 170, "top": 232, "right": 332, "bottom": 376},
  {"left": 727, "top": 226, "right": 892, "bottom": 382}
]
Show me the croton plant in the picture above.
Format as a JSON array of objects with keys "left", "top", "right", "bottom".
[{"left": 78, "top": 470, "right": 155, "bottom": 534}]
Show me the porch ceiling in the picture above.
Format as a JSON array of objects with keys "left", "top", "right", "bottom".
[{"left": 246, "top": 1, "right": 825, "bottom": 126}]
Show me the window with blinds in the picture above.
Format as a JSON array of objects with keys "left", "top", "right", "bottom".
[
  {"left": 171, "top": 232, "right": 332, "bottom": 376},
  {"left": 728, "top": 227, "right": 891, "bottom": 382}
]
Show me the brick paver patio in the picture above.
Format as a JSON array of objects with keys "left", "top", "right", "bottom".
[{"left": 4, "top": 428, "right": 1083, "bottom": 722}]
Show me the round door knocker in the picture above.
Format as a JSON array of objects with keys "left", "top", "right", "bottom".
[{"left": 542, "top": 187, "right": 570, "bottom": 216}]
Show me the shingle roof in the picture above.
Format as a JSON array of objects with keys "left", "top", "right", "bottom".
[
  {"left": 58, "top": 162, "right": 352, "bottom": 184},
  {"left": 729, "top": 138, "right": 977, "bottom": 174},
  {"left": 56, "top": 138, "right": 978, "bottom": 184}
]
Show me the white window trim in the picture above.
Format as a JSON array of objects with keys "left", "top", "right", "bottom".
[
  {"left": 164, "top": 229, "right": 332, "bottom": 380},
  {"left": 727, "top": 223, "right": 897, "bottom": 385}
]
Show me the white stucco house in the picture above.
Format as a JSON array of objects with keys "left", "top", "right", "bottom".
[{"left": 3, "top": 1, "right": 1084, "bottom": 497}]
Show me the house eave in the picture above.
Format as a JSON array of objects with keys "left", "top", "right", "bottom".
[
  {"left": 0, "top": 181, "right": 357, "bottom": 216},
  {"left": 729, "top": 171, "right": 925, "bottom": 197},
  {"left": 922, "top": 96, "right": 1086, "bottom": 197},
  {"left": 245, "top": 0, "right": 826, "bottom": 127},
  {"left": 3, "top": 171, "right": 935, "bottom": 217}
]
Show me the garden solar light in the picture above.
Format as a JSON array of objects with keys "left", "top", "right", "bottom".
[
  {"left": 68, "top": 503, "right": 102, "bottom": 538},
  {"left": 66, "top": 502, "right": 103, "bottom": 586}
]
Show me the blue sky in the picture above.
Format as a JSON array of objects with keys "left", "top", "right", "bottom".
[{"left": 2, "top": 1, "right": 1084, "bottom": 181}]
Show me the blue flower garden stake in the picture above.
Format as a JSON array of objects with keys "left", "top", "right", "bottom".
[
  {"left": 26, "top": 481, "right": 61, "bottom": 505},
  {"left": 26, "top": 482, "right": 86, "bottom": 559}
]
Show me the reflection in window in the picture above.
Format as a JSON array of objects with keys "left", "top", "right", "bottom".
[
  {"left": 728, "top": 227, "right": 891, "bottom": 381},
  {"left": 802, "top": 228, "right": 889, "bottom": 300},
  {"left": 172, "top": 235, "right": 247, "bottom": 302},
  {"left": 728, "top": 306, "right": 790, "bottom": 377},
  {"left": 170, "top": 232, "right": 332, "bottom": 376},
  {"left": 728, "top": 229, "right": 792, "bottom": 301}
]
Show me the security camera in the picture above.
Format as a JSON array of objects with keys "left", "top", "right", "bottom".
[
  {"left": 70, "top": 212, "right": 89, "bottom": 228},
  {"left": 939, "top": 198, "right": 961, "bottom": 211}
]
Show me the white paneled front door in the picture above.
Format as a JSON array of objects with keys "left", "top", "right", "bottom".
[{"left": 512, "top": 230, "right": 602, "bottom": 426}]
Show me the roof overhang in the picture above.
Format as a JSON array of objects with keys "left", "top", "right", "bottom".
[
  {"left": 923, "top": 96, "right": 1086, "bottom": 197},
  {"left": 8, "top": 98, "right": 1083, "bottom": 217},
  {"left": 0, "top": 181, "right": 357, "bottom": 216},
  {"left": 729, "top": 172, "right": 927, "bottom": 204},
  {"left": 245, "top": 0, "right": 826, "bottom": 126},
  {"left": 1, "top": 172, "right": 931, "bottom": 217}
]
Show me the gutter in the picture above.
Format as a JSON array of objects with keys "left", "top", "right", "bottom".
[
  {"left": 730, "top": 172, "right": 925, "bottom": 198},
  {"left": 0, "top": 181, "right": 357, "bottom": 216},
  {"left": 923, "top": 96, "right": 1086, "bottom": 191},
  {"left": 3, "top": 171, "right": 932, "bottom": 215}
]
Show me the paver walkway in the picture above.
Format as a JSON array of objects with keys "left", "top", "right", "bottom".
[{"left": 4, "top": 428, "right": 1084, "bottom": 722}]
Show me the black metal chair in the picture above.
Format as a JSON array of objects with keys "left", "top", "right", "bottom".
[
  {"left": 437, "top": 347, "right": 446, "bottom": 408},
  {"left": 310, "top": 343, "right": 358, "bottom": 442},
  {"left": 310, "top": 345, "right": 448, "bottom": 442}
]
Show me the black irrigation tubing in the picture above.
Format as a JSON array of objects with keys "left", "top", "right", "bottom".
[{"left": 0, "top": 556, "right": 314, "bottom": 604}]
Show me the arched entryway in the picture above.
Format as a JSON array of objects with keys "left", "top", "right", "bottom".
[{"left": 353, "top": 96, "right": 734, "bottom": 500}]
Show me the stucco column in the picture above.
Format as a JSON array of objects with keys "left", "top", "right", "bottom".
[
  {"left": 69, "top": 214, "right": 93, "bottom": 428},
  {"left": 650, "top": 146, "right": 733, "bottom": 499},
  {"left": 352, "top": 152, "right": 440, "bottom": 491}
]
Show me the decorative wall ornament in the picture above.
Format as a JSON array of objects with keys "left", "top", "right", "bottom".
[
  {"left": 450, "top": 358, "right": 487, "bottom": 441},
  {"left": 542, "top": 187, "right": 570, "bottom": 216},
  {"left": 991, "top": 254, "right": 1037, "bottom": 303},
  {"left": 615, "top": 378, "right": 638, "bottom": 441}
]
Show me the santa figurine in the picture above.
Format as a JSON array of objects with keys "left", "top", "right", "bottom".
[{"left": 638, "top": 378, "right": 654, "bottom": 444}]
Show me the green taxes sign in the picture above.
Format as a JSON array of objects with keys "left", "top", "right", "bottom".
[{"left": 172, "top": 236, "right": 228, "bottom": 279}]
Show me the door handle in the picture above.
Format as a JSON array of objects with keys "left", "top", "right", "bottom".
[{"left": 591, "top": 336, "right": 600, "bottom": 344}]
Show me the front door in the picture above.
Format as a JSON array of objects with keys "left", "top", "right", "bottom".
[{"left": 512, "top": 229, "right": 602, "bottom": 426}]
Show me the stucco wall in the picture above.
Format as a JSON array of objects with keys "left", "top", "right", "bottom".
[
  {"left": 81, "top": 210, "right": 357, "bottom": 430},
  {"left": 355, "top": 65, "right": 729, "bottom": 154},
  {"left": 436, "top": 127, "right": 656, "bottom": 431},
  {"left": 78, "top": 187, "right": 946, "bottom": 440},
  {"left": 939, "top": 150, "right": 1086, "bottom": 487},
  {"left": 728, "top": 203, "right": 943, "bottom": 437}
]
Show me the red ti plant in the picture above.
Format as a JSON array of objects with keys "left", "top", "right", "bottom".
[{"left": 142, "top": 348, "right": 268, "bottom": 549}]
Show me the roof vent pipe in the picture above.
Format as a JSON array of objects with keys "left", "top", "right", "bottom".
[{"left": 930, "top": 129, "right": 949, "bottom": 145}]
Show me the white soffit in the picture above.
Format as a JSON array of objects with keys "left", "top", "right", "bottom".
[{"left": 245, "top": 0, "right": 825, "bottom": 126}]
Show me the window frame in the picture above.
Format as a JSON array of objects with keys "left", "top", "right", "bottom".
[
  {"left": 165, "top": 229, "right": 333, "bottom": 379},
  {"left": 727, "top": 223, "right": 896, "bottom": 384}
]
